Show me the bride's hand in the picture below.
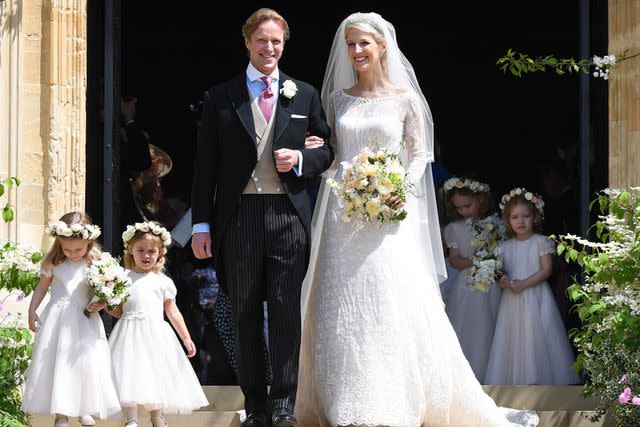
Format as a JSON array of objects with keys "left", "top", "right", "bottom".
[
  {"left": 304, "top": 135, "right": 325, "bottom": 149},
  {"left": 386, "top": 196, "right": 404, "bottom": 209}
]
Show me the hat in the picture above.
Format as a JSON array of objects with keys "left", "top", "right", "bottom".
[{"left": 147, "top": 144, "right": 172, "bottom": 179}]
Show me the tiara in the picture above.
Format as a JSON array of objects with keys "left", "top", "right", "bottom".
[
  {"left": 122, "top": 221, "right": 172, "bottom": 247},
  {"left": 343, "top": 12, "right": 385, "bottom": 34},
  {"left": 443, "top": 177, "right": 490, "bottom": 193},
  {"left": 46, "top": 221, "right": 101, "bottom": 240},
  {"left": 499, "top": 187, "right": 545, "bottom": 215}
]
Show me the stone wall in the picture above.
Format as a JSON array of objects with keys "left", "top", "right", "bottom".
[
  {"left": 0, "top": 0, "right": 87, "bottom": 315},
  {"left": 609, "top": 0, "right": 640, "bottom": 187}
]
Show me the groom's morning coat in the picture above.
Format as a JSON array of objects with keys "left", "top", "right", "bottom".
[{"left": 191, "top": 71, "right": 333, "bottom": 287}]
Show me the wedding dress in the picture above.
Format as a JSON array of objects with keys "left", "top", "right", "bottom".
[{"left": 294, "top": 89, "right": 539, "bottom": 427}]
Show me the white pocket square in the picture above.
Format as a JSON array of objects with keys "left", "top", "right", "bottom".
[{"left": 291, "top": 114, "right": 307, "bottom": 119}]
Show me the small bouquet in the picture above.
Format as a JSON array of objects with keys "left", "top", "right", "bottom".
[
  {"left": 327, "top": 147, "right": 407, "bottom": 224},
  {"left": 84, "top": 252, "right": 132, "bottom": 317},
  {"left": 465, "top": 214, "right": 506, "bottom": 292}
]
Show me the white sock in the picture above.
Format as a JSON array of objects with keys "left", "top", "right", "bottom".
[
  {"left": 123, "top": 406, "right": 138, "bottom": 422},
  {"left": 150, "top": 410, "right": 164, "bottom": 426}
]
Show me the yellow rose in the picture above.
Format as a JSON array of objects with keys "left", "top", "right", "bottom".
[
  {"left": 374, "top": 177, "right": 394, "bottom": 195},
  {"left": 366, "top": 199, "right": 381, "bottom": 217}
]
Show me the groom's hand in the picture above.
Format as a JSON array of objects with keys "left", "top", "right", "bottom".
[
  {"left": 274, "top": 148, "right": 299, "bottom": 172},
  {"left": 191, "top": 232, "right": 213, "bottom": 259}
]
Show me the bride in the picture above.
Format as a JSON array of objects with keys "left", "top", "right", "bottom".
[{"left": 294, "top": 12, "right": 539, "bottom": 427}]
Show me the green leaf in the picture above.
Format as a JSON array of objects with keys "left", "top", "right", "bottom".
[
  {"left": 592, "top": 333, "right": 601, "bottom": 348},
  {"left": 569, "top": 248, "right": 579, "bottom": 261},
  {"left": 578, "top": 306, "right": 591, "bottom": 320},
  {"left": 557, "top": 243, "right": 566, "bottom": 255},
  {"left": 0, "top": 184, "right": 4, "bottom": 197},
  {"left": 598, "top": 253, "right": 609, "bottom": 264},
  {"left": 619, "top": 191, "right": 631, "bottom": 204},
  {"left": 2, "top": 205, "right": 14, "bottom": 222}
]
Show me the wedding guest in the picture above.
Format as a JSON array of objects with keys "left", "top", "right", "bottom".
[
  {"left": 485, "top": 188, "right": 580, "bottom": 385},
  {"left": 108, "top": 221, "right": 208, "bottom": 427},
  {"left": 120, "top": 96, "right": 152, "bottom": 230},
  {"left": 21, "top": 212, "right": 120, "bottom": 427},
  {"left": 442, "top": 177, "right": 504, "bottom": 383}
]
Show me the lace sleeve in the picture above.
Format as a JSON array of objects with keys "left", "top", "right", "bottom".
[
  {"left": 537, "top": 235, "right": 555, "bottom": 256},
  {"left": 403, "top": 94, "right": 428, "bottom": 186},
  {"left": 326, "top": 91, "right": 339, "bottom": 169}
]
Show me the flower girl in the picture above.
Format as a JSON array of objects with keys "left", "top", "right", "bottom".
[
  {"left": 485, "top": 188, "right": 580, "bottom": 385},
  {"left": 108, "top": 221, "right": 208, "bottom": 427},
  {"left": 442, "top": 177, "right": 505, "bottom": 383},
  {"left": 21, "top": 211, "right": 121, "bottom": 427}
]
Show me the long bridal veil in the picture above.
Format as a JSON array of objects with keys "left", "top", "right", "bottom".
[{"left": 301, "top": 12, "right": 447, "bottom": 320}]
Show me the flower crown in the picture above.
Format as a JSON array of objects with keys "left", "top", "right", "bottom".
[
  {"left": 499, "top": 188, "right": 545, "bottom": 216},
  {"left": 45, "top": 221, "right": 101, "bottom": 240},
  {"left": 122, "top": 222, "right": 172, "bottom": 247},
  {"left": 443, "top": 177, "right": 490, "bottom": 193}
]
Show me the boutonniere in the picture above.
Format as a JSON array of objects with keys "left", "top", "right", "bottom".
[{"left": 280, "top": 80, "right": 298, "bottom": 99}]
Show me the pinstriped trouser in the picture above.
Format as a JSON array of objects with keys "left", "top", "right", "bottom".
[{"left": 222, "top": 194, "right": 308, "bottom": 416}]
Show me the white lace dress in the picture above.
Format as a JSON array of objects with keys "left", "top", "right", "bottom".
[
  {"left": 485, "top": 235, "right": 580, "bottom": 385},
  {"left": 295, "top": 90, "right": 538, "bottom": 427}
]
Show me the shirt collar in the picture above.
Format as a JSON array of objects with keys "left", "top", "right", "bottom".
[{"left": 246, "top": 63, "right": 279, "bottom": 83}]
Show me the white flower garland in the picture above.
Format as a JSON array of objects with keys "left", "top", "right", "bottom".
[
  {"left": 499, "top": 187, "right": 545, "bottom": 216},
  {"left": 45, "top": 221, "right": 101, "bottom": 240},
  {"left": 443, "top": 177, "right": 490, "bottom": 193},
  {"left": 122, "top": 221, "right": 172, "bottom": 247}
]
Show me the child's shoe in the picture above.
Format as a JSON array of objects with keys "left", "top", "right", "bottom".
[
  {"left": 151, "top": 416, "right": 168, "bottom": 427},
  {"left": 53, "top": 415, "right": 69, "bottom": 427},
  {"left": 124, "top": 420, "right": 139, "bottom": 427},
  {"left": 78, "top": 415, "right": 96, "bottom": 426}
]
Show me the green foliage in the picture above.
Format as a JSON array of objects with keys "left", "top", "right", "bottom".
[
  {"left": 496, "top": 49, "right": 637, "bottom": 78},
  {"left": 0, "top": 176, "right": 34, "bottom": 425},
  {"left": 554, "top": 188, "right": 640, "bottom": 425},
  {"left": 0, "top": 314, "right": 32, "bottom": 426},
  {"left": 0, "top": 178, "right": 21, "bottom": 224}
]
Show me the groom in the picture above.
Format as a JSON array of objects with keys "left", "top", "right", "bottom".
[{"left": 191, "top": 8, "right": 332, "bottom": 427}]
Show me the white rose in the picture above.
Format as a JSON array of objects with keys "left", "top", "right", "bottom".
[
  {"left": 280, "top": 80, "right": 298, "bottom": 99},
  {"left": 70, "top": 224, "right": 83, "bottom": 232}
]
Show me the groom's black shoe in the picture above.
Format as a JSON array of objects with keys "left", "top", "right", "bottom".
[
  {"left": 241, "top": 414, "right": 267, "bottom": 427},
  {"left": 272, "top": 409, "right": 297, "bottom": 427}
]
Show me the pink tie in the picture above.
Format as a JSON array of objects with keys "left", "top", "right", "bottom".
[{"left": 258, "top": 76, "right": 274, "bottom": 122}]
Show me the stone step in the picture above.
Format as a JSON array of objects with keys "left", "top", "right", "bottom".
[
  {"left": 536, "top": 411, "right": 615, "bottom": 427},
  {"left": 28, "top": 385, "right": 616, "bottom": 427},
  {"left": 30, "top": 412, "right": 240, "bottom": 427}
]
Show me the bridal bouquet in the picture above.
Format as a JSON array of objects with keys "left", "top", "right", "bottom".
[
  {"left": 84, "top": 252, "right": 132, "bottom": 317},
  {"left": 327, "top": 147, "right": 407, "bottom": 224},
  {"left": 466, "top": 214, "right": 506, "bottom": 292}
]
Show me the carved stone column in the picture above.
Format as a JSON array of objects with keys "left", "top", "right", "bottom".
[
  {"left": 609, "top": 0, "right": 640, "bottom": 187},
  {"left": 42, "top": 0, "right": 87, "bottom": 225}
]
